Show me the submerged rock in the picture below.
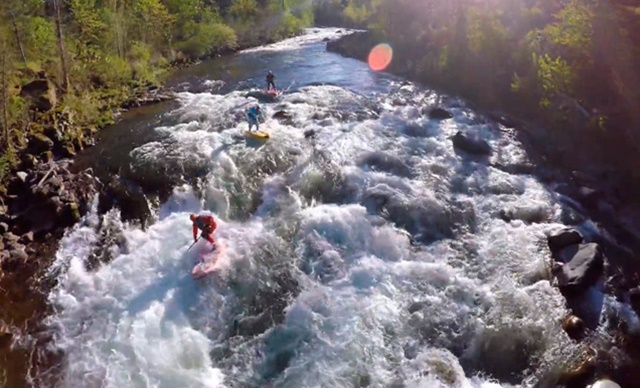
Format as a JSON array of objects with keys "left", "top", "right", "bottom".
[
  {"left": 358, "top": 151, "right": 412, "bottom": 177},
  {"left": 428, "top": 107, "right": 453, "bottom": 120}
]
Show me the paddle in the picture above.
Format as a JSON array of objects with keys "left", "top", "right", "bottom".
[{"left": 187, "top": 237, "right": 200, "bottom": 252}]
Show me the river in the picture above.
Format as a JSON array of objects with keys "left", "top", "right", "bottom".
[{"left": 36, "top": 28, "right": 612, "bottom": 387}]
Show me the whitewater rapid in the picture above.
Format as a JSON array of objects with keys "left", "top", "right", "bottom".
[{"left": 45, "top": 28, "right": 585, "bottom": 387}]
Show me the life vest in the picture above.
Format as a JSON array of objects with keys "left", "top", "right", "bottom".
[{"left": 195, "top": 215, "right": 213, "bottom": 230}]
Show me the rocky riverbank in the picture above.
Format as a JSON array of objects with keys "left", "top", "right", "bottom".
[
  {"left": 328, "top": 31, "right": 640, "bottom": 387},
  {"left": 0, "top": 80, "right": 175, "bottom": 386}
]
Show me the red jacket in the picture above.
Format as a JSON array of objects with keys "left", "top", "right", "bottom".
[{"left": 192, "top": 215, "right": 217, "bottom": 240}]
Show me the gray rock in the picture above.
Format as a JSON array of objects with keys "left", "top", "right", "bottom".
[
  {"left": 452, "top": 131, "right": 492, "bottom": 156},
  {"left": 0, "top": 222, "right": 8, "bottom": 234},
  {"left": 554, "top": 243, "right": 605, "bottom": 294},
  {"left": 20, "top": 232, "right": 34, "bottom": 243},
  {"left": 16, "top": 171, "right": 28, "bottom": 183},
  {"left": 4, "top": 232, "right": 19, "bottom": 243},
  {"left": 548, "top": 228, "right": 584, "bottom": 253},
  {"left": 9, "top": 247, "right": 28, "bottom": 261}
]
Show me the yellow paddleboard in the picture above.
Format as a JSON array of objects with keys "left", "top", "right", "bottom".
[{"left": 245, "top": 130, "right": 270, "bottom": 140}]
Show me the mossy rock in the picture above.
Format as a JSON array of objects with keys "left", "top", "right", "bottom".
[
  {"left": 66, "top": 202, "right": 81, "bottom": 224},
  {"left": 27, "top": 132, "right": 54, "bottom": 155}
]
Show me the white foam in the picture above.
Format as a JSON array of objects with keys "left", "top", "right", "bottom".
[{"left": 46, "top": 28, "right": 589, "bottom": 388}]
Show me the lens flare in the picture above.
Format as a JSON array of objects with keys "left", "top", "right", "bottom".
[{"left": 368, "top": 43, "right": 393, "bottom": 71}]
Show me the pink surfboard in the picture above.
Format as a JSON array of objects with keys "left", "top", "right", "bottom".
[
  {"left": 265, "top": 88, "right": 282, "bottom": 97},
  {"left": 191, "top": 241, "right": 226, "bottom": 279}
]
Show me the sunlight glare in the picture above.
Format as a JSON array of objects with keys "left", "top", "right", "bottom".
[{"left": 368, "top": 43, "right": 393, "bottom": 71}]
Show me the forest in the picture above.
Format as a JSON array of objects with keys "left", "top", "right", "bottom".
[
  {"left": 2, "top": 0, "right": 640, "bottom": 193},
  {"left": 0, "top": 0, "right": 314, "bottom": 191},
  {"left": 315, "top": 0, "right": 640, "bottom": 187}
]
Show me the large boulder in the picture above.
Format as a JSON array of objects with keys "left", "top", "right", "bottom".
[
  {"left": 19, "top": 79, "right": 57, "bottom": 111},
  {"left": 452, "top": 131, "right": 492, "bottom": 156},
  {"left": 553, "top": 243, "right": 605, "bottom": 294},
  {"left": 548, "top": 228, "right": 584, "bottom": 253}
]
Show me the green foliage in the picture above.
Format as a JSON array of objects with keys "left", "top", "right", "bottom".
[
  {"left": 542, "top": 0, "right": 593, "bottom": 57},
  {"left": 0, "top": 150, "right": 16, "bottom": 186},
  {"left": 0, "top": 0, "right": 313, "bottom": 190},
  {"left": 177, "top": 22, "right": 237, "bottom": 58},
  {"left": 26, "top": 17, "right": 57, "bottom": 60},
  {"left": 536, "top": 53, "right": 575, "bottom": 95}
]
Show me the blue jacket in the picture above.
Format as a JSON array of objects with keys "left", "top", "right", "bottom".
[{"left": 247, "top": 107, "right": 262, "bottom": 120}]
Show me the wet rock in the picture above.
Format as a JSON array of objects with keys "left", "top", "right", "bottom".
[
  {"left": 322, "top": 37, "right": 331, "bottom": 42},
  {"left": 98, "top": 177, "right": 152, "bottom": 227},
  {"left": 272, "top": 110, "right": 291, "bottom": 120},
  {"left": 562, "top": 314, "right": 586, "bottom": 341},
  {"left": 553, "top": 243, "right": 605, "bottom": 294},
  {"left": 452, "top": 131, "right": 492, "bottom": 156},
  {"left": 304, "top": 129, "right": 316, "bottom": 139},
  {"left": 408, "top": 301, "right": 427, "bottom": 314},
  {"left": 548, "top": 228, "right": 584, "bottom": 253},
  {"left": 0, "top": 222, "right": 8, "bottom": 234},
  {"left": 428, "top": 107, "right": 453, "bottom": 120},
  {"left": 490, "top": 162, "right": 536, "bottom": 176},
  {"left": 19, "top": 78, "right": 57, "bottom": 111}
]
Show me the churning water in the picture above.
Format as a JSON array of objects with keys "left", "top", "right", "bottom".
[{"left": 44, "top": 28, "right": 584, "bottom": 388}]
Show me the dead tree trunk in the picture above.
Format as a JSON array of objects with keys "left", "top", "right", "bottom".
[
  {"left": 53, "top": 0, "right": 70, "bottom": 91},
  {"left": 8, "top": 9, "right": 28, "bottom": 70}
]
